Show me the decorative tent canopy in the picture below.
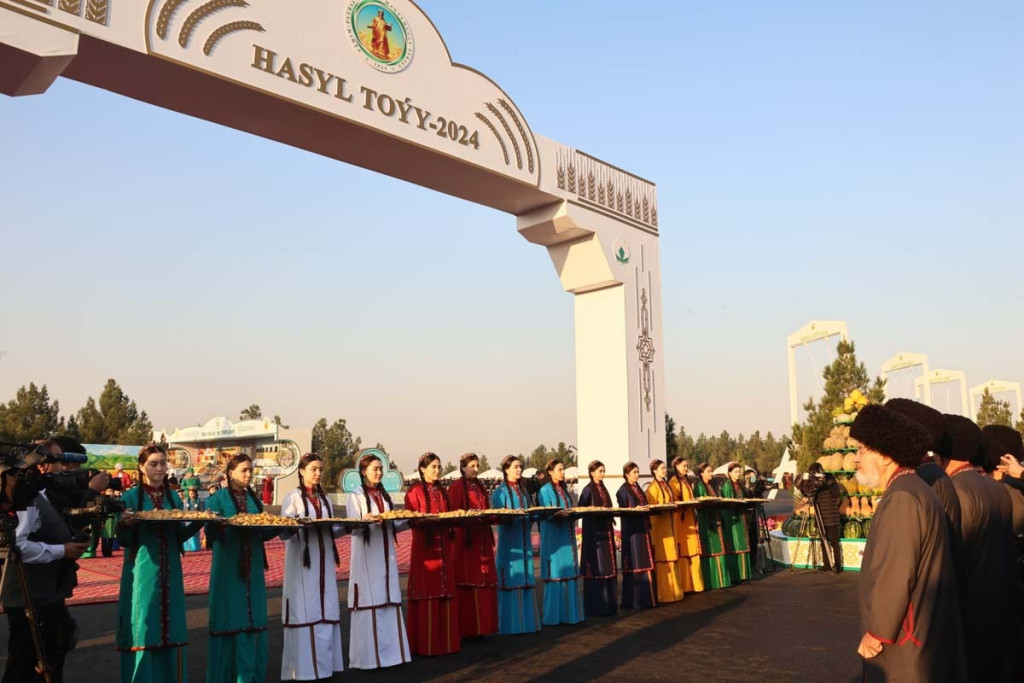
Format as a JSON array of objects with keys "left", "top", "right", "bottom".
[
  {"left": 478, "top": 468, "right": 503, "bottom": 480},
  {"left": 522, "top": 467, "right": 538, "bottom": 478}
]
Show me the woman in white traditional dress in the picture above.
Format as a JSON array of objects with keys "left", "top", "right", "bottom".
[
  {"left": 346, "top": 452, "right": 411, "bottom": 670},
  {"left": 279, "top": 453, "right": 345, "bottom": 681}
]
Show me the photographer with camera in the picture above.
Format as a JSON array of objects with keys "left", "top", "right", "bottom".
[
  {"left": 799, "top": 462, "right": 843, "bottom": 574},
  {"left": 1, "top": 440, "right": 91, "bottom": 683}
]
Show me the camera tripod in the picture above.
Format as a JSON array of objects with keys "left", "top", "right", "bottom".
[
  {"left": 752, "top": 502, "right": 775, "bottom": 573},
  {"left": 0, "top": 534, "right": 52, "bottom": 682},
  {"left": 788, "top": 498, "right": 835, "bottom": 574}
]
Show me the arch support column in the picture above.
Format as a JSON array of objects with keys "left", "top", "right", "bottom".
[{"left": 518, "top": 201, "right": 665, "bottom": 482}]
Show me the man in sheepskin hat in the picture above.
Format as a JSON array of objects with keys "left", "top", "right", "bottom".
[
  {"left": 934, "top": 414, "right": 1015, "bottom": 682},
  {"left": 849, "top": 404, "right": 966, "bottom": 682}
]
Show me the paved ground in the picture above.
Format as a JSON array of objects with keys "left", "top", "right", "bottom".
[{"left": 0, "top": 566, "right": 863, "bottom": 682}]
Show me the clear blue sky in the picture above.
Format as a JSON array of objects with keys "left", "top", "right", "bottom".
[{"left": 1, "top": 1, "right": 1021, "bottom": 469}]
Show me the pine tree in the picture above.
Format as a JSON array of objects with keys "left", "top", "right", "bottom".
[
  {"left": 0, "top": 383, "right": 63, "bottom": 443},
  {"left": 791, "top": 340, "right": 885, "bottom": 472},
  {"left": 312, "top": 417, "right": 362, "bottom": 491},
  {"left": 665, "top": 413, "right": 679, "bottom": 461},
  {"left": 74, "top": 379, "right": 153, "bottom": 445},
  {"left": 976, "top": 388, "right": 1013, "bottom": 428}
]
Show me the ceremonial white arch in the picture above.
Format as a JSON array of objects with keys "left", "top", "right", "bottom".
[
  {"left": 0, "top": 0, "right": 665, "bottom": 476},
  {"left": 915, "top": 369, "right": 969, "bottom": 417},
  {"left": 786, "top": 320, "right": 849, "bottom": 426},
  {"left": 881, "top": 352, "right": 930, "bottom": 403},
  {"left": 969, "top": 380, "right": 1023, "bottom": 420}
]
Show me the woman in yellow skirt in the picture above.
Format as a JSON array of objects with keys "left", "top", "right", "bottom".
[
  {"left": 668, "top": 456, "right": 705, "bottom": 593},
  {"left": 645, "top": 459, "right": 683, "bottom": 603}
]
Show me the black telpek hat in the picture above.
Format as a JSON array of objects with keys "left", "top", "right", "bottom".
[
  {"left": 982, "top": 424, "right": 1024, "bottom": 461},
  {"left": 885, "top": 398, "right": 951, "bottom": 458},
  {"left": 849, "top": 404, "right": 931, "bottom": 467},
  {"left": 975, "top": 434, "right": 1004, "bottom": 473},
  {"left": 942, "top": 414, "right": 982, "bottom": 463}
]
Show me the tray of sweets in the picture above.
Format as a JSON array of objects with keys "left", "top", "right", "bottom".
[
  {"left": 612, "top": 506, "right": 649, "bottom": 516},
  {"left": 525, "top": 506, "right": 561, "bottom": 519},
  {"left": 568, "top": 506, "right": 616, "bottom": 518},
  {"left": 646, "top": 503, "right": 677, "bottom": 513},
  {"left": 227, "top": 513, "right": 303, "bottom": 529},
  {"left": 376, "top": 509, "right": 427, "bottom": 521},
  {"left": 133, "top": 510, "right": 223, "bottom": 523},
  {"left": 303, "top": 517, "right": 380, "bottom": 528}
]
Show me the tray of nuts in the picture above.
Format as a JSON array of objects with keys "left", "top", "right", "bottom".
[
  {"left": 303, "top": 517, "right": 381, "bottom": 529},
  {"left": 227, "top": 512, "right": 303, "bottom": 529},
  {"left": 133, "top": 509, "right": 223, "bottom": 523}
]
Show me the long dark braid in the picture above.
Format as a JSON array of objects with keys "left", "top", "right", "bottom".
[
  {"left": 297, "top": 456, "right": 313, "bottom": 569},
  {"left": 417, "top": 452, "right": 441, "bottom": 514},
  {"left": 316, "top": 481, "right": 340, "bottom": 566},
  {"left": 224, "top": 453, "right": 267, "bottom": 578},
  {"left": 358, "top": 455, "right": 397, "bottom": 545}
]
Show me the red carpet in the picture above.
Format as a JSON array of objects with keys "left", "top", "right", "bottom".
[{"left": 69, "top": 530, "right": 414, "bottom": 607}]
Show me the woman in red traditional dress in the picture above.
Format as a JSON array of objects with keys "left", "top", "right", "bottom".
[
  {"left": 446, "top": 452, "right": 499, "bottom": 637},
  {"left": 404, "top": 452, "right": 460, "bottom": 656}
]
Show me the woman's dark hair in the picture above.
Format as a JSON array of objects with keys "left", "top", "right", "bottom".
[
  {"left": 500, "top": 455, "right": 526, "bottom": 508},
  {"left": 670, "top": 455, "right": 689, "bottom": 485},
  {"left": 623, "top": 461, "right": 639, "bottom": 477},
  {"left": 586, "top": 460, "right": 610, "bottom": 505},
  {"left": 224, "top": 456, "right": 264, "bottom": 516},
  {"left": 358, "top": 454, "right": 396, "bottom": 544},
  {"left": 296, "top": 453, "right": 339, "bottom": 569},
  {"left": 136, "top": 443, "right": 180, "bottom": 513},
  {"left": 727, "top": 462, "right": 742, "bottom": 475},
  {"left": 649, "top": 459, "right": 665, "bottom": 477},
  {"left": 459, "top": 452, "right": 479, "bottom": 475},
  {"left": 456, "top": 452, "right": 481, "bottom": 512},
  {"left": 545, "top": 459, "right": 570, "bottom": 506},
  {"left": 697, "top": 462, "right": 712, "bottom": 477},
  {"left": 417, "top": 452, "right": 446, "bottom": 514}
]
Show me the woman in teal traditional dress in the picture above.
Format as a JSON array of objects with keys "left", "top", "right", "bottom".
[
  {"left": 719, "top": 462, "right": 752, "bottom": 583},
  {"left": 204, "top": 453, "right": 276, "bottom": 682},
  {"left": 692, "top": 462, "right": 732, "bottom": 590},
  {"left": 116, "top": 443, "right": 202, "bottom": 683},
  {"left": 537, "top": 459, "right": 583, "bottom": 626},
  {"left": 492, "top": 455, "right": 541, "bottom": 634},
  {"left": 181, "top": 488, "right": 203, "bottom": 552}
]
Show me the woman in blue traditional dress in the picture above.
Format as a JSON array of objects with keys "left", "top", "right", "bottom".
[
  {"left": 181, "top": 487, "right": 203, "bottom": 552},
  {"left": 536, "top": 459, "right": 583, "bottom": 626},
  {"left": 719, "top": 462, "right": 752, "bottom": 584},
  {"left": 576, "top": 460, "right": 617, "bottom": 617},
  {"left": 491, "top": 455, "right": 541, "bottom": 634},
  {"left": 116, "top": 443, "right": 202, "bottom": 683},
  {"left": 616, "top": 461, "right": 657, "bottom": 609},
  {"left": 205, "top": 453, "right": 276, "bottom": 682}
]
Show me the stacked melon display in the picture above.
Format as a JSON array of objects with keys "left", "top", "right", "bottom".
[
  {"left": 780, "top": 390, "right": 880, "bottom": 540},
  {"left": 824, "top": 389, "right": 879, "bottom": 539}
]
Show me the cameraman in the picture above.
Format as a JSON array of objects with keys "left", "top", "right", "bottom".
[
  {"left": 801, "top": 463, "right": 843, "bottom": 574},
  {"left": 1, "top": 440, "right": 90, "bottom": 683}
]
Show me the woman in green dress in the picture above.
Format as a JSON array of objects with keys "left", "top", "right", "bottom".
[
  {"left": 692, "top": 462, "right": 731, "bottom": 590},
  {"left": 205, "top": 453, "right": 277, "bottom": 682},
  {"left": 116, "top": 443, "right": 202, "bottom": 682},
  {"left": 719, "top": 462, "right": 752, "bottom": 583}
]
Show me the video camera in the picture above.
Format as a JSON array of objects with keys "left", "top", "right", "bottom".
[{"left": 0, "top": 443, "right": 46, "bottom": 515}]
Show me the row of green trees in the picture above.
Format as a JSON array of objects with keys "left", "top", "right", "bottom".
[
  {"left": 0, "top": 380, "right": 154, "bottom": 445},
  {"left": 665, "top": 414, "right": 791, "bottom": 475}
]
